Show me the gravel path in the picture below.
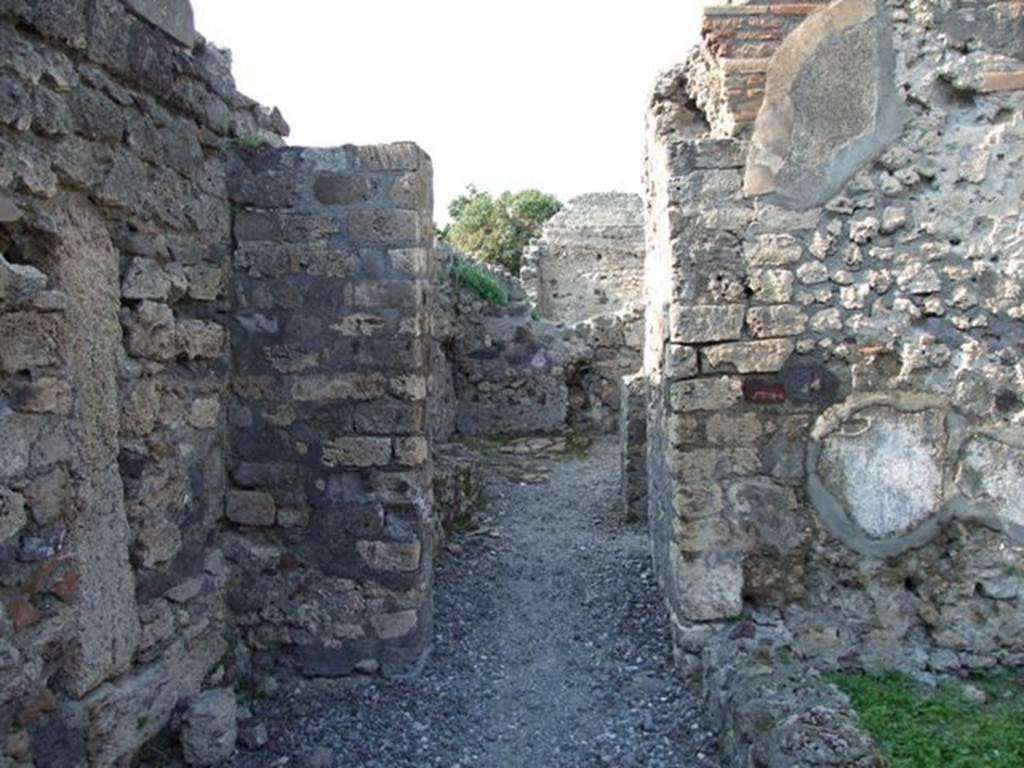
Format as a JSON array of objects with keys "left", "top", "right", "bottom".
[{"left": 232, "top": 437, "right": 721, "bottom": 768}]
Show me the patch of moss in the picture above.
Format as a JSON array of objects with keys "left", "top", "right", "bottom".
[
  {"left": 832, "top": 671, "right": 1024, "bottom": 768},
  {"left": 235, "top": 134, "right": 267, "bottom": 148}
]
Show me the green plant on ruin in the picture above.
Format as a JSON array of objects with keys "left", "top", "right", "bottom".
[
  {"left": 450, "top": 261, "right": 508, "bottom": 306},
  {"left": 832, "top": 671, "right": 1024, "bottom": 768},
  {"left": 559, "top": 430, "right": 591, "bottom": 460},
  {"left": 234, "top": 134, "right": 267, "bottom": 148},
  {"left": 440, "top": 186, "right": 561, "bottom": 275}
]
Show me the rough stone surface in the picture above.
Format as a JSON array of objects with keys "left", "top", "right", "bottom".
[
  {"left": 704, "top": 622, "right": 878, "bottom": 768},
  {"left": 521, "top": 192, "right": 645, "bottom": 325},
  {"left": 744, "top": 0, "right": 907, "bottom": 208},
  {"left": 645, "top": 4, "right": 1024, "bottom": 752},
  {"left": 181, "top": 688, "right": 238, "bottom": 766},
  {"left": 434, "top": 246, "right": 642, "bottom": 437},
  {"left": 227, "top": 143, "right": 437, "bottom": 680},
  {"left": 124, "top": 0, "right": 198, "bottom": 47}
]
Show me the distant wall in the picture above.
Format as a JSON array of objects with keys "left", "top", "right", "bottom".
[
  {"left": 522, "top": 193, "right": 645, "bottom": 325},
  {"left": 433, "top": 249, "right": 644, "bottom": 436}
]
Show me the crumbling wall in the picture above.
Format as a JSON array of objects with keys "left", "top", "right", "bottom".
[
  {"left": 0, "top": 1, "right": 441, "bottom": 764},
  {"left": 0, "top": 1, "right": 288, "bottom": 764},
  {"left": 646, "top": 0, "right": 1024, "bottom": 685},
  {"left": 434, "top": 248, "right": 643, "bottom": 436},
  {"left": 522, "top": 192, "right": 646, "bottom": 325},
  {"left": 225, "top": 143, "right": 437, "bottom": 679}
]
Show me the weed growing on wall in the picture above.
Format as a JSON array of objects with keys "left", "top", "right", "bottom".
[{"left": 451, "top": 262, "right": 508, "bottom": 306}]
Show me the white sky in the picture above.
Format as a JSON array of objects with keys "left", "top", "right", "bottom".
[{"left": 191, "top": 1, "right": 702, "bottom": 222}]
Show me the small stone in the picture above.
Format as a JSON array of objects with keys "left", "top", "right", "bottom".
[
  {"left": 122, "top": 258, "right": 174, "bottom": 301},
  {"left": 176, "top": 320, "right": 226, "bottom": 360},
  {"left": 796, "top": 262, "right": 828, "bottom": 285},
  {"left": 181, "top": 689, "right": 237, "bottom": 767},
  {"left": 746, "top": 306, "right": 807, "bottom": 338},
  {"left": 745, "top": 234, "right": 803, "bottom": 266},
  {"left": 0, "top": 256, "right": 47, "bottom": 308},
  {"left": 6, "top": 596, "right": 41, "bottom": 633},
  {"left": 187, "top": 398, "right": 220, "bottom": 429},
  {"left": 357, "top": 539, "right": 422, "bottom": 572},
  {"left": 961, "top": 683, "right": 987, "bottom": 704},
  {"left": 226, "top": 491, "right": 276, "bottom": 527},
  {"left": 302, "top": 746, "right": 334, "bottom": 768},
  {"left": 15, "top": 689, "right": 57, "bottom": 727},
  {"left": 898, "top": 263, "right": 942, "bottom": 295},
  {"left": 394, "top": 437, "right": 428, "bottom": 466},
  {"left": 11, "top": 377, "right": 72, "bottom": 415},
  {"left": 670, "top": 304, "right": 745, "bottom": 344},
  {"left": 701, "top": 340, "right": 794, "bottom": 374},
  {"left": 321, "top": 437, "right": 392, "bottom": 468},
  {"left": 239, "top": 721, "right": 269, "bottom": 750},
  {"left": 747, "top": 270, "right": 795, "bottom": 303},
  {"left": 880, "top": 206, "right": 908, "bottom": 234},
  {"left": 0, "top": 488, "right": 27, "bottom": 544},
  {"left": 371, "top": 610, "right": 418, "bottom": 640}
]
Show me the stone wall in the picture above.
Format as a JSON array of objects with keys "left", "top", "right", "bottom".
[
  {"left": 0, "top": 1, "right": 438, "bottom": 763},
  {"left": 522, "top": 192, "right": 645, "bottom": 325},
  {"left": 645, "top": 0, "right": 1024, "bottom": 686},
  {"left": 0, "top": 1, "right": 288, "bottom": 763},
  {"left": 225, "top": 144, "right": 436, "bottom": 679},
  {"left": 434, "top": 248, "right": 643, "bottom": 436}
]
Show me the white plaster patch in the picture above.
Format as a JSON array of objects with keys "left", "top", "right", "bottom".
[
  {"left": 958, "top": 438, "right": 1024, "bottom": 528},
  {"left": 818, "top": 408, "right": 945, "bottom": 538}
]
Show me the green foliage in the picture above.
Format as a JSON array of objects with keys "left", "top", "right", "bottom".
[
  {"left": 235, "top": 134, "right": 267, "bottom": 148},
  {"left": 441, "top": 186, "right": 561, "bottom": 274},
  {"left": 833, "top": 671, "right": 1024, "bottom": 768},
  {"left": 451, "top": 262, "right": 507, "bottom": 305}
]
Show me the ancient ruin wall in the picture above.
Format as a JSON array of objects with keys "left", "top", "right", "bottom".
[
  {"left": 522, "top": 192, "right": 646, "bottom": 325},
  {"left": 432, "top": 248, "right": 645, "bottom": 437},
  {"left": 0, "top": 1, "right": 439, "bottom": 764},
  {"left": 0, "top": 1, "right": 288, "bottom": 763},
  {"left": 225, "top": 144, "right": 436, "bottom": 678},
  {"left": 646, "top": 0, "right": 1024, "bottom": 678}
]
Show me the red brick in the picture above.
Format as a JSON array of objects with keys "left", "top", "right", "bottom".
[
  {"left": 743, "top": 378, "right": 787, "bottom": 404},
  {"left": 50, "top": 569, "right": 79, "bottom": 603},
  {"left": 15, "top": 690, "right": 56, "bottom": 727},
  {"left": 6, "top": 596, "right": 41, "bottom": 633}
]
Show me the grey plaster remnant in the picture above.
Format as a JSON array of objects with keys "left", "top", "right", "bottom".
[
  {"left": 124, "top": 0, "right": 197, "bottom": 48},
  {"left": 807, "top": 393, "right": 1024, "bottom": 557},
  {"left": 0, "top": 195, "right": 21, "bottom": 223},
  {"left": 743, "top": 0, "right": 907, "bottom": 208}
]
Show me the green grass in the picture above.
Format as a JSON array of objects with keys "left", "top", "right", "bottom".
[
  {"left": 833, "top": 671, "right": 1024, "bottom": 768},
  {"left": 451, "top": 262, "right": 508, "bottom": 305},
  {"left": 235, "top": 134, "right": 267, "bottom": 148}
]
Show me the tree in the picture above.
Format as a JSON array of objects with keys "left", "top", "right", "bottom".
[{"left": 441, "top": 186, "right": 561, "bottom": 275}]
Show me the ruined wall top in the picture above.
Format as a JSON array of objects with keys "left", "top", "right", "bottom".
[{"left": 522, "top": 193, "right": 645, "bottom": 324}]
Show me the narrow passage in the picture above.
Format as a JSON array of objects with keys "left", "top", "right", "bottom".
[{"left": 233, "top": 437, "right": 721, "bottom": 768}]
